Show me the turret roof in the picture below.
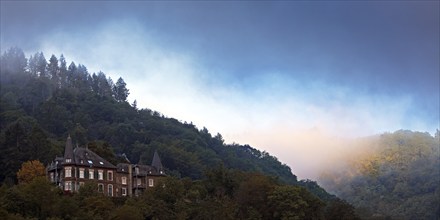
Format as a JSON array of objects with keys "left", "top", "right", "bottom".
[
  {"left": 63, "top": 135, "right": 74, "bottom": 164},
  {"left": 151, "top": 150, "right": 163, "bottom": 171}
]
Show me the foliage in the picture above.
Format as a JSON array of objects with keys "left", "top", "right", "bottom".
[
  {"left": 0, "top": 167, "right": 358, "bottom": 219},
  {"left": 0, "top": 47, "right": 357, "bottom": 219},
  {"left": 0, "top": 47, "right": 297, "bottom": 185},
  {"left": 319, "top": 130, "right": 440, "bottom": 220},
  {"left": 16, "top": 160, "right": 46, "bottom": 184}
]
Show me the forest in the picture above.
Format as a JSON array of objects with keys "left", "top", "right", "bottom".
[
  {"left": 0, "top": 47, "right": 360, "bottom": 219},
  {"left": 319, "top": 130, "right": 440, "bottom": 219},
  {"left": 0, "top": 47, "right": 298, "bottom": 184},
  {"left": 1, "top": 162, "right": 359, "bottom": 220}
]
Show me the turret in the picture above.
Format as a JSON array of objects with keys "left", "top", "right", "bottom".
[
  {"left": 63, "top": 135, "right": 74, "bottom": 164},
  {"left": 151, "top": 150, "right": 163, "bottom": 174}
]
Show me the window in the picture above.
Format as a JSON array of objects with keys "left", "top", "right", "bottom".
[
  {"left": 50, "top": 172, "right": 54, "bottom": 182},
  {"left": 79, "top": 168, "right": 84, "bottom": 178},
  {"left": 89, "top": 169, "right": 94, "bottom": 179},
  {"left": 66, "top": 158, "right": 71, "bottom": 163},
  {"left": 98, "top": 170, "right": 103, "bottom": 180},
  {"left": 121, "top": 177, "right": 127, "bottom": 185},
  {"left": 135, "top": 167, "right": 139, "bottom": 175},
  {"left": 108, "top": 184, "right": 113, "bottom": 197},
  {"left": 121, "top": 187, "right": 127, "bottom": 196},
  {"left": 98, "top": 184, "right": 104, "bottom": 192},
  {"left": 87, "top": 160, "right": 93, "bottom": 164},
  {"left": 107, "top": 171, "right": 113, "bottom": 181},
  {"left": 149, "top": 179, "right": 154, "bottom": 187},
  {"left": 137, "top": 178, "right": 141, "bottom": 186},
  {"left": 65, "top": 181, "right": 72, "bottom": 191},
  {"left": 65, "top": 167, "right": 72, "bottom": 178}
]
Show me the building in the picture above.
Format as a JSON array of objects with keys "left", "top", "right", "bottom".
[{"left": 46, "top": 135, "right": 165, "bottom": 197}]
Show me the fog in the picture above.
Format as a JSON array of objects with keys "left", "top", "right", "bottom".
[{"left": 2, "top": 1, "right": 438, "bottom": 180}]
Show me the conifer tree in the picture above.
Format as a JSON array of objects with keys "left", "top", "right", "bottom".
[{"left": 113, "top": 77, "right": 130, "bottom": 102}]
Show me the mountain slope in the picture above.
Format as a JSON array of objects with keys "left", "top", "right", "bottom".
[
  {"left": 319, "top": 130, "right": 440, "bottom": 219},
  {"left": 0, "top": 47, "right": 297, "bottom": 185}
]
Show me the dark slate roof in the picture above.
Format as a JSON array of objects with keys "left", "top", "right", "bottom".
[
  {"left": 117, "top": 163, "right": 164, "bottom": 176},
  {"left": 63, "top": 135, "right": 74, "bottom": 164},
  {"left": 72, "top": 147, "right": 116, "bottom": 169},
  {"left": 134, "top": 164, "right": 163, "bottom": 176},
  {"left": 151, "top": 150, "right": 163, "bottom": 171}
]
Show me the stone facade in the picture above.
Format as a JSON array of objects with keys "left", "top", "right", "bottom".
[{"left": 46, "top": 136, "right": 165, "bottom": 197}]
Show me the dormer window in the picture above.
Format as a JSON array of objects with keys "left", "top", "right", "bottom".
[
  {"left": 87, "top": 160, "right": 93, "bottom": 164},
  {"left": 66, "top": 158, "right": 71, "bottom": 163},
  {"left": 99, "top": 161, "right": 104, "bottom": 165}
]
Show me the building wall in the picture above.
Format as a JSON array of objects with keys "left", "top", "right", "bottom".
[{"left": 48, "top": 164, "right": 164, "bottom": 197}]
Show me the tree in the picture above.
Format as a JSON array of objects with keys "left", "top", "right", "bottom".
[
  {"left": 132, "top": 100, "right": 138, "bottom": 110},
  {"left": 82, "top": 195, "right": 115, "bottom": 219},
  {"left": 36, "top": 52, "right": 48, "bottom": 78},
  {"left": 16, "top": 160, "right": 46, "bottom": 184},
  {"left": 268, "top": 185, "right": 325, "bottom": 220},
  {"left": 20, "top": 177, "right": 60, "bottom": 218},
  {"left": 235, "top": 173, "right": 276, "bottom": 219},
  {"left": 91, "top": 71, "right": 113, "bottom": 97},
  {"left": 59, "top": 54, "right": 67, "bottom": 87},
  {"left": 324, "top": 199, "right": 360, "bottom": 220},
  {"left": 29, "top": 52, "right": 47, "bottom": 78},
  {"left": 110, "top": 205, "right": 143, "bottom": 220},
  {"left": 0, "top": 47, "right": 27, "bottom": 75},
  {"left": 113, "top": 77, "right": 129, "bottom": 102},
  {"left": 47, "top": 55, "right": 59, "bottom": 87},
  {"left": 66, "top": 62, "right": 77, "bottom": 87}
]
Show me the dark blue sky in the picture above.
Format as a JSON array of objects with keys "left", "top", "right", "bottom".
[
  {"left": 2, "top": 1, "right": 439, "bottom": 178},
  {"left": 2, "top": 1, "right": 438, "bottom": 100}
]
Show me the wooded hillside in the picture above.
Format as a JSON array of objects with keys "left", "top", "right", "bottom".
[
  {"left": 319, "top": 130, "right": 440, "bottom": 219},
  {"left": 0, "top": 47, "right": 297, "bottom": 185},
  {"left": 0, "top": 47, "right": 363, "bottom": 219}
]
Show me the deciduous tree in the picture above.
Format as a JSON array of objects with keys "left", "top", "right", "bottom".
[{"left": 16, "top": 160, "right": 46, "bottom": 184}]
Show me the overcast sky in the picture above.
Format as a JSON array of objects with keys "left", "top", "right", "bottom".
[{"left": 1, "top": 1, "right": 439, "bottom": 179}]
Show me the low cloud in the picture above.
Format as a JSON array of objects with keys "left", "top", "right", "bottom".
[{"left": 37, "top": 20, "right": 435, "bottom": 180}]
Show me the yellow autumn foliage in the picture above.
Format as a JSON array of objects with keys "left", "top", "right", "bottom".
[{"left": 17, "top": 160, "right": 46, "bottom": 184}]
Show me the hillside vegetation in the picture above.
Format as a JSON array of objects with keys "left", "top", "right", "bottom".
[
  {"left": 319, "top": 130, "right": 440, "bottom": 219},
  {"left": 0, "top": 165, "right": 359, "bottom": 220},
  {"left": 0, "top": 47, "right": 298, "bottom": 183},
  {"left": 0, "top": 47, "right": 363, "bottom": 219},
  {"left": 0, "top": 47, "right": 340, "bottom": 195}
]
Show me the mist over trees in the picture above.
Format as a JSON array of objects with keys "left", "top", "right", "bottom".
[
  {"left": 0, "top": 47, "right": 295, "bottom": 182},
  {"left": 0, "top": 47, "right": 361, "bottom": 219},
  {"left": 319, "top": 130, "right": 440, "bottom": 219},
  {"left": 7, "top": 47, "right": 437, "bottom": 219}
]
